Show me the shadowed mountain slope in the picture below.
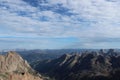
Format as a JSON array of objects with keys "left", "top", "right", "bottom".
[{"left": 33, "top": 49, "right": 120, "bottom": 80}]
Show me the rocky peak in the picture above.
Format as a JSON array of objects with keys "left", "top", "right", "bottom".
[
  {"left": 60, "top": 54, "right": 71, "bottom": 59},
  {"left": 6, "top": 51, "right": 22, "bottom": 58},
  {"left": 0, "top": 51, "right": 44, "bottom": 80}
]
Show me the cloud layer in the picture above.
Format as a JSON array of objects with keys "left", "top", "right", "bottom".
[{"left": 0, "top": 0, "right": 120, "bottom": 49}]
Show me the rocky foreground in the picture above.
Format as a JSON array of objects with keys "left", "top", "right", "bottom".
[{"left": 0, "top": 51, "right": 44, "bottom": 80}]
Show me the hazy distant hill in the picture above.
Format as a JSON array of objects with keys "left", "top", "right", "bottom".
[
  {"left": 14, "top": 49, "right": 102, "bottom": 63},
  {"left": 33, "top": 49, "right": 120, "bottom": 80}
]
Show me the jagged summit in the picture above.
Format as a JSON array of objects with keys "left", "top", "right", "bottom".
[
  {"left": 59, "top": 54, "right": 71, "bottom": 60},
  {"left": 6, "top": 51, "right": 21, "bottom": 57},
  {"left": 0, "top": 51, "right": 43, "bottom": 80}
]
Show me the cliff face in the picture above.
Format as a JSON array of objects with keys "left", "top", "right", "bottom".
[{"left": 0, "top": 51, "right": 43, "bottom": 80}]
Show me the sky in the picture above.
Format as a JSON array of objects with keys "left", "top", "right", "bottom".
[{"left": 0, "top": 0, "right": 120, "bottom": 49}]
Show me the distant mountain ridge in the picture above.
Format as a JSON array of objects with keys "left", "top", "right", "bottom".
[
  {"left": 0, "top": 51, "right": 44, "bottom": 80},
  {"left": 1, "top": 49, "right": 120, "bottom": 64},
  {"left": 33, "top": 49, "right": 120, "bottom": 80}
]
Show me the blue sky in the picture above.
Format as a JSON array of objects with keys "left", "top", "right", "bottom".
[{"left": 0, "top": 0, "right": 120, "bottom": 49}]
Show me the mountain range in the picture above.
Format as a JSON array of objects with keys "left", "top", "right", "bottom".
[
  {"left": 0, "top": 49, "right": 120, "bottom": 80},
  {"left": 33, "top": 49, "right": 120, "bottom": 80}
]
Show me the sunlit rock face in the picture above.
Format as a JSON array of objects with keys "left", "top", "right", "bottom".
[{"left": 0, "top": 51, "right": 43, "bottom": 80}]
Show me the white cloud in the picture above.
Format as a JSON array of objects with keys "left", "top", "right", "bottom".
[{"left": 1, "top": 0, "right": 120, "bottom": 49}]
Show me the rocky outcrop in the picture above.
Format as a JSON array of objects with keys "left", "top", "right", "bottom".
[{"left": 0, "top": 51, "right": 43, "bottom": 80}]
